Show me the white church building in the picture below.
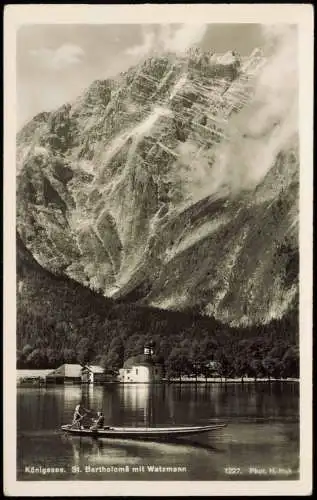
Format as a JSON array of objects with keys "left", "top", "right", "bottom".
[{"left": 118, "top": 345, "right": 164, "bottom": 383}]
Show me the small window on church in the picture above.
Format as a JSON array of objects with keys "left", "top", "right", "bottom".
[{"left": 135, "top": 368, "right": 138, "bottom": 375}]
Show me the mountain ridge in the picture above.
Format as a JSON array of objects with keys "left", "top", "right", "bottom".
[{"left": 17, "top": 46, "right": 299, "bottom": 326}]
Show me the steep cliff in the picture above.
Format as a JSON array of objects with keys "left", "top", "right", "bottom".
[{"left": 17, "top": 46, "right": 299, "bottom": 326}]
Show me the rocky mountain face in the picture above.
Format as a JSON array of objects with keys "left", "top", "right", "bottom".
[{"left": 17, "top": 47, "right": 299, "bottom": 326}]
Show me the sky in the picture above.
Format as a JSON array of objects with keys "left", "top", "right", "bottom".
[{"left": 17, "top": 24, "right": 269, "bottom": 128}]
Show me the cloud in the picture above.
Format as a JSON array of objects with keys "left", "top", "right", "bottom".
[
  {"left": 125, "top": 24, "right": 207, "bottom": 59},
  {"left": 29, "top": 43, "right": 85, "bottom": 70},
  {"left": 260, "top": 24, "right": 297, "bottom": 52},
  {"left": 210, "top": 25, "right": 298, "bottom": 195},
  {"left": 172, "top": 25, "right": 298, "bottom": 203},
  {"left": 125, "top": 30, "right": 156, "bottom": 57},
  {"left": 161, "top": 24, "right": 207, "bottom": 53}
]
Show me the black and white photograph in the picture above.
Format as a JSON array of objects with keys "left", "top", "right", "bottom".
[{"left": 3, "top": 4, "right": 313, "bottom": 497}]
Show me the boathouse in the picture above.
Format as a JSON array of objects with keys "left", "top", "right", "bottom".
[
  {"left": 81, "top": 365, "right": 105, "bottom": 384},
  {"left": 45, "top": 364, "right": 83, "bottom": 384},
  {"left": 118, "top": 344, "right": 163, "bottom": 383}
]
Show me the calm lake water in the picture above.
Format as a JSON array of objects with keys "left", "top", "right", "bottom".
[{"left": 17, "top": 382, "right": 299, "bottom": 481}]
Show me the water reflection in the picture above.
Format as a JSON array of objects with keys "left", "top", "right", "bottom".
[
  {"left": 17, "top": 382, "right": 299, "bottom": 481},
  {"left": 63, "top": 386, "right": 82, "bottom": 403},
  {"left": 80, "top": 385, "right": 104, "bottom": 411},
  {"left": 65, "top": 433, "right": 223, "bottom": 467},
  {"left": 121, "top": 384, "right": 150, "bottom": 425}
]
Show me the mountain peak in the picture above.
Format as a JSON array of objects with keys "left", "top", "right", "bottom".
[{"left": 16, "top": 45, "right": 298, "bottom": 326}]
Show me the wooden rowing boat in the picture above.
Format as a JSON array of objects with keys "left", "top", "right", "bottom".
[{"left": 61, "top": 423, "right": 227, "bottom": 440}]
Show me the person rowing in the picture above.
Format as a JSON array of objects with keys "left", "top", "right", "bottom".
[
  {"left": 90, "top": 411, "right": 105, "bottom": 431},
  {"left": 72, "top": 403, "right": 89, "bottom": 428}
]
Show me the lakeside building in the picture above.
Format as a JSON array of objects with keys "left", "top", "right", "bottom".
[
  {"left": 81, "top": 365, "right": 106, "bottom": 384},
  {"left": 46, "top": 363, "right": 106, "bottom": 384},
  {"left": 205, "top": 360, "right": 222, "bottom": 376},
  {"left": 45, "top": 364, "right": 83, "bottom": 384},
  {"left": 18, "top": 364, "right": 107, "bottom": 385},
  {"left": 17, "top": 369, "right": 53, "bottom": 386},
  {"left": 118, "top": 345, "right": 164, "bottom": 383}
]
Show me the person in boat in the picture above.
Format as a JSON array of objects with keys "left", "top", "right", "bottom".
[
  {"left": 72, "top": 403, "right": 88, "bottom": 428},
  {"left": 90, "top": 411, "right": 105, "bottom": 431}
]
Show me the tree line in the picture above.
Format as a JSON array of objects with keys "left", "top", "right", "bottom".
[
  {"left": 16, "top": 235, "right": 299, "bottom": 380},
  {"left": 17, "top": 313, "right": 299, "bottom": 380}
]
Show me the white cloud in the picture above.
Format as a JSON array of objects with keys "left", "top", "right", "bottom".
[
  {"left": 170, "top": 25, "right": 298, "bottom": 203},
  {"left": 260, "top": 24, "right": 297, "bottom": 51},
  {"left": 208, "top": 25, "right": 298, "bottom": 195},
  {"left": 161, "top": 24, "right": 207, "bottom": 53},
  {"left": 125, "top": 24, "right": 207, "bottom": 59},
  {"left": 29, "top": 43, "right": 85, "bottom": 70},
  {"left": 125, "top": 30, "right": 156, "bottom": 57}
]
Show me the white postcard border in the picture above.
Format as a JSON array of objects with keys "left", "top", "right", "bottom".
[{"left": 3, "top": 4, "right": 313, "bottom": 496}]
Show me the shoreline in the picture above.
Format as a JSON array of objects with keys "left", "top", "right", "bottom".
[
  {"left": 162, "top": 377, "right": 299, "bottom": 383},
  {"left": 16, "top": 371, "right": 299, "bottom": 387}
]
